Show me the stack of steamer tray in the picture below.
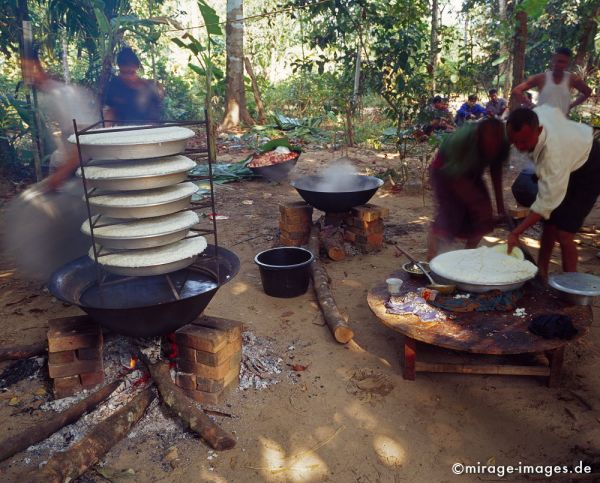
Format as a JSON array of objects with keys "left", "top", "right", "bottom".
[{"left": 71, "top": 125, "right": 209, "bottom": 276}]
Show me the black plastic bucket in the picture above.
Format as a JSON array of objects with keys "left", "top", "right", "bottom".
[{"left": 254, "top": 247, "right": 314, "bottom": 298}]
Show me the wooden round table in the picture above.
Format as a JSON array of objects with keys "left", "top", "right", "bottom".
[{"left": 367, "top": 271, "right": 593, "bottom": 386}]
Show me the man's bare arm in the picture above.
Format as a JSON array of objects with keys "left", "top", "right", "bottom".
[
  {"left": 569, "top": 75, "right": 592, "bottom": 110},
  {"left": 512, "top": 74, "right": 543, "bottom": 107}
]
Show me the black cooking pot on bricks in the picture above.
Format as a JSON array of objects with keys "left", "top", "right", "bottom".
[
  {"left": 290, "top": 175, "right": 383, "bottom": 213},
  {"left": 255, "top": 247, "right": 314, "bottom": 298}
]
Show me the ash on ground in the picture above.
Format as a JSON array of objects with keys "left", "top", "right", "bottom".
[
  {"left": 19, "top": 337, "right": 185, "bottom": 465},
  {"left": 239, "top": 331, "right": 282, "bottom": 390}
]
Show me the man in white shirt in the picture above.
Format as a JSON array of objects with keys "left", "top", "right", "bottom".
[
  {"left": 505, "top": 106, "right": 600, "bottom": 279},
  {"left": 511, "top": 47, "right": 591, "bottom": 115}
]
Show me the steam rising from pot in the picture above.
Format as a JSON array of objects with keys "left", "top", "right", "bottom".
[{"left": 312, "top": 161, "right": 359, "bottom": 192}]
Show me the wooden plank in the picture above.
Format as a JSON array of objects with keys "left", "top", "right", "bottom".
[
  {"left": 546, "top": 346, "right": 565, "bottom": 388},
  {"left": 403, "top": 337, "right": 417, "bottom": 380},
  {"left": 414, "top": 361, "right": 551, "bottom": 376}
]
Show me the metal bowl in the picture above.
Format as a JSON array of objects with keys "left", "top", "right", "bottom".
[
  {"left": 431, "top": 272, "right": 529, "bottom": 293},
  {"left": 549, "top": 272, "right": 600, "bottom": 306},
  {"left": 290, "top": 175, "right": 383, "bottom": 213},
  {"left": 69, "top": 126, "right": 195, "bottom": 160},
  {"left": 48, "top": 245, "right": 240, "bottom": 337},
  {"left": 248, "top": 153, "right": 300, "bottom": 183},
  {"left": 401, "top": 261, "right": 431, "bottom": 279}
]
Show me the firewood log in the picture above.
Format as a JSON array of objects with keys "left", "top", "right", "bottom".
[
  {"left": 321, "top": 230, "right": 346, "bottom": 261},
  {"left": 308, "top": 225, "right": 354, "bottom": 343},
  {"left": 0, "top": 380, "right": 120, "bottom": 462},
  {"left": 140, "top": 355, "right": 236, "bottom": 451},
  {"left": 26, "top": 387, "right": 154, "bottom": 483},
  {"left": 0, "top": 341, "right": 46, "bottom": 362}
]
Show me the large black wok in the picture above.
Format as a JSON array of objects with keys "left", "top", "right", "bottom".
[
  {"left": 290, "top": 175, "right": 383, "bottom": 212},
  {"left": 48, "top": 245, "right": 240, "bottom": 337}
]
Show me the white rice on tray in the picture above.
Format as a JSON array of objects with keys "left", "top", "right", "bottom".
[
  {"left": 77, "top": 155, "right": 196, "bottom": 179},
  {"left": 93, "top": 236, "right": 207, "bottom": 267},
  {"left": 82, "top": 211, "right": 200, "bottom": 238},
  {"left": 68, "top": 126, "right": 195, "bottom": 146},
  {"left": 430, "top": 246, "right": 538, "bottom": 285},
  {"left": 88, "top": 182, "right": 198, "bottom": 207}
]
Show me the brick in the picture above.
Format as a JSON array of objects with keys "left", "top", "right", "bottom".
[
  {"left": 279, "top": 236, "right": 305, "bottom": 247},
  {"left": 280, "top": 212, "right": 312, "bottom": 226},
  {"left": 80, "top": 371, "right": 104, "bottom": 388},
  {"left": 279, "top": 201, "right": 313, "bottom": 218},
  {"left": 178, "top": 351, "right": 241, "bottom": 380},
  {"left": 77, "top": 347, "right": 102, "bottom": 361},
  {"left": 278, "top": 220, "right": 311, "bottom": 234},
  {"left": 279, "top": 229, "right": 310, "bottom": 241},
  {"left": 194, "top": 339, "right": 242, "bottom": 366},
  {"left": 48, "top": 358, "right": 103, "bottom": 379},
  {"left": 176, "top": 372, "right": 197, "bottom": 390},
  {"left": 179, "top": 346, "right": 197, "bottom": 362},
  {"left": 53, "top": 375, "right": 82, "bottom": 398},
  {"left": 351, "top": 204, "right": 389, "bottom": 222},
  {"left": 48, "top": 317, "right": 102, "bottom": 352},
  {"left": 175, "top": 325, "right": 228, "bottom": 353},
  {"left": 347, "top": 217, "right": 384, "bottom": 231},
  {"left": 48, "top": 350, "right": 76, "bottom": 365},
  {"left": 192, "top": 316, "right": 243, "bottom": 341},
  {"left": 196, "top": 366, "right": 239, "bottom": 393}
]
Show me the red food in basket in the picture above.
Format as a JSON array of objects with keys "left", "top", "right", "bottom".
[{"left": 247, "top": 150, "right": 298, "bottom": 168}]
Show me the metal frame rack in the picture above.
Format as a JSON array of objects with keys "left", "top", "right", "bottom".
[{"left": 72, "top": 111, "right": 221, "bottom": 299}]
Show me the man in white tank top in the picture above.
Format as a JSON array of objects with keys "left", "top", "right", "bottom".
[{"left": 511, "top": 47, "right": 591, "bottom": 115}]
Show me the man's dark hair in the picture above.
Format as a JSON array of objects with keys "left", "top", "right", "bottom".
[
  {"left": 477, "top": 117, "right": 510, "bottom": 162},
  {"left": 488, "top": 88, "right": 497, "bottom": 95},
  {"left": 506, "top": 108, "right": 540, "bottom": 132},
  {"left": 468, "top": 94, "right": 478, "bottom": 102},
  {"left": 555, "top": 47, "right": 572, "bottom": 57},
  {"left": 432, "top": 95, "right": 442, "bottom": 104},
  {"left": 117, "top": 47, "right": 141, "bottom": 67}
]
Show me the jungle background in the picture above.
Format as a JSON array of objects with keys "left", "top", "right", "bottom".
[{"left": 1, "top": 0, "right": 599, "bottom": 182}]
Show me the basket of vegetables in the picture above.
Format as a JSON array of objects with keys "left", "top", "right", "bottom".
[{"left": 244, "top": 138, "right": 301, "bottom": 183}]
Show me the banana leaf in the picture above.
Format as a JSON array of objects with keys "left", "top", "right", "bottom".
[{"left": 189, "top": 161, "right": 256, "bottom": 184}]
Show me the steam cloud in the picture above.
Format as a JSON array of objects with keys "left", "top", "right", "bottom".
[{"left": 313, "top": 161, "right": 359, "bottom": 192}]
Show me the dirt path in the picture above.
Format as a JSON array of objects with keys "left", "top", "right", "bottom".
[{"left": 0, "top": 147, "right": 599, "bottom": 482}]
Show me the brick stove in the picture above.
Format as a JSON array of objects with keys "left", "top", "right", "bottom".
[{"left": 278, "top": 201, "right": 389, "bottom": 256}]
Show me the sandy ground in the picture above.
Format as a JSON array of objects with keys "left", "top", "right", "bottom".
[{"left": 0, "top": 146, "right": 599, "bottom": 483}]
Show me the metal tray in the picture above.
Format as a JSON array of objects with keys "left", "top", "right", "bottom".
[
  {"left": 98, "top": 255, "right": 198, "bottom": 277},
  {"left": 70, "top": 126, "right": 195, "bottom": 160},
  {"left": 549, "top": 272, "right": 600, "bottom": 305},
  {"left": 78, "top": 170, "right": 189, "bottom": 191},
  {"left": 431, "top": 271, "right": 531, "bottom": 293},
  {"left": 88, "top": 194, "right": 193, "bottom": 219}
]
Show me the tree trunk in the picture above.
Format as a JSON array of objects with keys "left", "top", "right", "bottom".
[
  {"left": 498, "top": 0, "right": 512, "bottom": 97},
  {"left": 429, "top": 0, "right": 439, "bottom": 93},
  {"left": 222, "top": 0, "right": 254, "bottom": 130},
  {"left": 61, "top": 32, "right": 70, "bottom": 84},
  {"left": 243, "top": 56, "right": 266, "bottom": 124},
  {"left": 512, "top": 11, "right": 527, "bottom": 87},
  {"left": 574, "top": 2, "right": 600, "bottom": 70}
]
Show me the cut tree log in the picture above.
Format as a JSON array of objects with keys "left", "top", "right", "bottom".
[
  {"left": 0, "top": 341, "right": 46, "bottom": 362},
  {"left": 26, "top": 386, "right": 154, "bottom": 483},
  {"left": 0, "top": 380, "right": 120, "bottom": 462},
  {"left": 321, "top": 229, "right": 346, "bottom": 261},
  {"left": 308, "top": 225, "right": 354, "bottom": 343},
  {"left": 141, "top": 355, "right": 236, "bottom": 451}
]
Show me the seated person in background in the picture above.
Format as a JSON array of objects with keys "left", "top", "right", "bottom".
[
  {"left": 427, "top": 118, "right": 510, "bottom": 259},
  {"left": 455, "top": 95, "right": 487, "bottom": 125},
  {"left": 419, "top": 96, "right": 455, "bottom": 138},
  {"left": 485, "top": 89, "right": 507, "bottom": 119},
  {"left": 103, "top": 47, "right": 164, "bottom": 123}
]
